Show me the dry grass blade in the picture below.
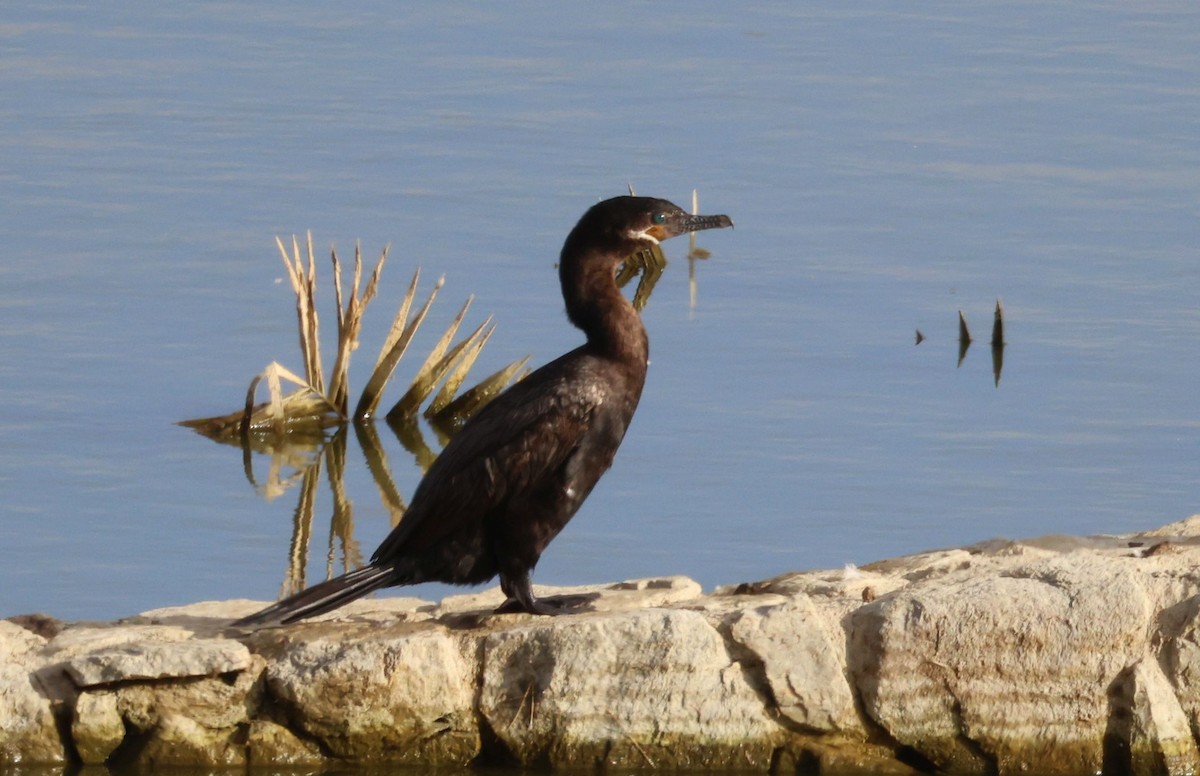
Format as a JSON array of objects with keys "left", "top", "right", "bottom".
[
  {"left": 615, "top": 244, "right": 665, "bottom": 283},
  {"left": 360, "top": 243, "right": 388, "bottom": 310},
  {"left": 241, "top": 367, "right": 280, "bottom": 436},
  {"left": 200, "top": 362, "right": 339, "bottom": 441},
  {"left": 275, "top": 236, "right": 309, "bottom": 384},
  {"left": 381, "top": 267, "right": 419, "bottom": 358},
  {"left": 390, "top": 320, "right": 487, "bottom": 422},
  {"left": 173, "top": 362, "right": 330, "bottom": 442},
  {"left": 355, "top": 271, "right": 443, "bottom": 420},
  {"left": 186, "top": 231, "right": 518, "bottom": 451},
  {"left": 304, "top": 233, "right": 324, "bottom": 394},
  {"left": 425, "top": 318, "right": 495, "bottom": 417},
  {"left": 275, "top": 235, "right": 302, "bottom": 294},
  {"left": 385, "top": 294, "right": 474, "bottom": 421},
  {"left": 431, "top": 355, "right": 530, "bottom": 428},
  {"left": 332, "top": 245, "right": 346, "bottom": 334},
  {"left": 313, "top": 242, "right": 389, "bottom": 418},
  {"left": 179, "top": 402, "right": 328, "bottom": 444},
  {"left": 326, "top": 244, "right": 365, "bottom": 416},
  {"left": 276, "top": 233, "right": 325, "bottom": 394},
  {"left": 261, "top": 361, "right": 321, "bottom": 395},
  {"left": 614, "top": 245, "right": 666, "bottom": 312},
  {"left": 631, "top": 266, "right": 663, "bottom": 312}
]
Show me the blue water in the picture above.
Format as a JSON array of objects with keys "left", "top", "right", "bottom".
[{"left": 2, "top": 3, "right": 1198, "bottom": 621}]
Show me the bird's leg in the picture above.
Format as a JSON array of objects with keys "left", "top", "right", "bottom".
[
  {"left": 495, "top": 570, "right": 560, "bottom": 615},
  {"left": 494, "top": 570, "right": 597, "bottom": 615}
]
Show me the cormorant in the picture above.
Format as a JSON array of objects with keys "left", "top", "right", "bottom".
[{"left": 234, "top": 196, "right": 733, "bottom": 626}]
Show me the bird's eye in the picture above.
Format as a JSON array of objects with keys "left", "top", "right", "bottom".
[{"left": 651, "top": 212, "right": 666, "bottom": 225}]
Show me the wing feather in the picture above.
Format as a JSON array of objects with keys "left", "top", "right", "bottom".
[{"left": 371, "top": 347, "right": 601, "bottom": 562}]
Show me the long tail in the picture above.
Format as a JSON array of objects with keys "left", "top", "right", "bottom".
[{"left": 232, "top": 564, "right": 396, "bottom": 627}]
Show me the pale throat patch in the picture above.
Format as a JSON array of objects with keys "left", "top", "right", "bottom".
[{"left": 625, "top": 227, "right": 660, "bottom": 245}]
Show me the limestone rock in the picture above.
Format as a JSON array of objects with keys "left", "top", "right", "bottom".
[
  {"left": 67, "top": 651, "right": 264, "bottom": 769},
  {"left": 263, "top": 622, "right": 477, "bottom": 763},
  {"left": 120, "top": 672, "right": 259, "bottom": 768},
  {"left": 64, "top": 638, "right": 251, "bottom": 687},
  {"left": 850, "top": 553, "right": 1154, "bottom": 775},
  {"left": 134, "top": 599, "right": 301, "bottom": 637},
  {"left": 1162, "top": 594, "right": 1200, "bottom": 758},
  {"left": 133, "top": 713, "right": 246, "bottom": 768},
  {"left": 728, "top": 595, "right": 864, "bottom": 735},
  {"left": 0, "top": 620, "right": 64, "bottom": 764},
  {"left": 107, "top": 661, "right": 261, "bottom": 734},
  {"left": 138, "top": 599, "right": 270, "bottom": 622},
  {"left": 209, "top": 596, "right": 436, "bottom": 629},
  {"left": 436, "top": 575, "right": 702, "bottom": 615},
  {"left": 1118, "top": 658, "right": 1200, "bottom": 776},
  {"left": 72, "top": 691, "right": 124, "bottom": 764},
  {"left": 41, "top": 624, "right": 195, "bottom": 660},
  {"left": 1137, "top": 514, "right": 1200, "bottom": 538},
  {"left": 245, "top": 719, "right": 324, "bottom": 766},
  {"left": 479, "top": 607, "right": 781, "bottom": 769},
  {"left": 1, "top": 619, "right": 48, "bottom": 662},
  {"left": 10, "top": 520, "right": 1200, "bottom": 773}
]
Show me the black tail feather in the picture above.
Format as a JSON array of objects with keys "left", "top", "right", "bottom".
[{"left": 232, "top": 564, "right": 396, "bottom": 627}]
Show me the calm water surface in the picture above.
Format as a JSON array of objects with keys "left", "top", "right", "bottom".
[{"left": 2, "top": 3, "right": 1198, "bottom": 622}]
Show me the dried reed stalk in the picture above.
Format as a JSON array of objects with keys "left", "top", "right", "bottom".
[
  {"left": 327, "top": 242, "right": 389, "bottom": 417},
  {"left": 430, "top": 355, "right": 531, "bottom": 426},
  {"left": 386, "top": 296, "right": 480, "bottom": 420},
  {"left": 275, "top": 234, "right": 325, "bottom": 395},
  {"left": 426, "top": 320, "right": 495, "bottom": 417},
  {"left": 183, "top": 233, "right": 527, "bottom": 445},
  {"left": 354, "top": 270, "right": 444, "bottom": 420}
]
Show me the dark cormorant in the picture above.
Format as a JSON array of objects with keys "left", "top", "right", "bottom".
[{"left": 234, "top": 196, "right": 733, "bottom": 626}]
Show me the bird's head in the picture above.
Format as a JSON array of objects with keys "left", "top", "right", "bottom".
[
  {"left": 557, "top": 195, "right": 734, "bottom": 345},
  {"left": 622, "top": 197, "right": 735, "bottom": 245},
  {"left": 563, "top": 196, "right": 734, "bottom": 259}
]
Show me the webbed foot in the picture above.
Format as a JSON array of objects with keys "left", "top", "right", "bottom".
[{"left": 493, "top": 592, "right": 598, "bottom": 615}]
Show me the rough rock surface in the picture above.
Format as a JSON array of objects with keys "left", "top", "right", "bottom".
[
  {"left": 0, "top": 620, "right": 63, "bottom": 764},
  {"left": 479, "top": 607, "right": 780, "bottom": 769},
  {"left": 729, "top": 595, "right": 865, "bottom": 736},
  {"left": 257, "top": 621, "right": 476, "bottom": 763},
  {"left": 5, "top": 518, "right": 1200, "bottom": 774}
]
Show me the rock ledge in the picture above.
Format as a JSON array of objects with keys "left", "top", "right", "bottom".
[{"left": 6, "top": 517, "right": 1200, "bottom": 775}]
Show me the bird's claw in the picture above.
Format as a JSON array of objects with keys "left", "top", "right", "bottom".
[{"left": 493, "top": 592, "right": 597, "bottom": 616}]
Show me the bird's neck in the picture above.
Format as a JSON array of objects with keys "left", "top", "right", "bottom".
[{"left": 562, "top": 254, "right": 649, "bottom": 367}]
